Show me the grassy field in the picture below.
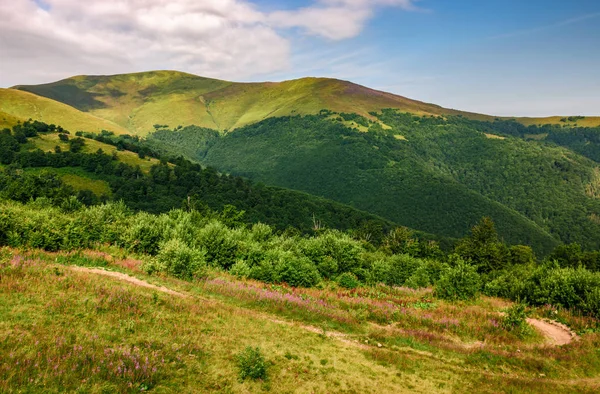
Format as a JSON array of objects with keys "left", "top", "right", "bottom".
[
  {"left": 0, "top": 89, "right": 129, "bottom": 135},
  {"left": 1, "top": 247, "right": 599, "bottom": 393},
  {"left": 23, "top": 167, "right": 112, "bottom": 196},
  {"left": 29, "top": 133, "right": 162, "bottom": 173},
  {"left": 517, "top": 116, "right": 600, "bottom": 128},
  {"left": 13, "top": 71, "right": 497, "bottom": 135}
]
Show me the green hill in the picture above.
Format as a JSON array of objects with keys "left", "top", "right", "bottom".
[
  {"left": 0, "top": 88, "right": 129, "bottom": 134},
  {"left": 147, "top": 113, "right": 600, "bottom": 254},
  {"left": 12, "top": 70, "right": 493, "bottom": 135},
  {"left": 13, "top": 71, "right": 600, "bottom": 136},
  {"left": 3, "top": 120, "right": 439, "bottom": 242},
  {"left": 7, "top": 71, "right": 600, "bottom": 252}
]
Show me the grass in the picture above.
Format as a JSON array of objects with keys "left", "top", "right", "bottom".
[
  {"left": 23, "top": 167, "right": 112, "bottom": 196},
  {"left": 517, "top": 116, "right": 600, "bottom": 128},
  {"left": 12, "top": 71, "right": 498, "bottom": 136},
  {"left": 11, "top": 71, "right": 600, "bottom": 137},
  {"left": 29, "top": 133, "right": 162, "bottom": 174},
  {"left": 0, "top": 88, "right": 129, "bottom": 134},
  {"left": 1, "top": 247, "right": 599, "bottom": 393}
]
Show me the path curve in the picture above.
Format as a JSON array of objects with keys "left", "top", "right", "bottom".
[{"left": 526, "top": 318, "right": 575, "bottom": 346}]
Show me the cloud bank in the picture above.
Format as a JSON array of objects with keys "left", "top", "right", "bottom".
[{"left": 0, "top": 0, "right": 417, "bottom": 86}]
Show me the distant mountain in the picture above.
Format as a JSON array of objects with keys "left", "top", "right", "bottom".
[{"left": 13, "top": 70, "right": 598, "bottom": 136}]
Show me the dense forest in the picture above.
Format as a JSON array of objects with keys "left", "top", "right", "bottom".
[
  {"left": 143, "top": 112, "right": 600, "bottom": 254},
  {"left": 1, "top": 120, "right": 431, "bottom": 243}
]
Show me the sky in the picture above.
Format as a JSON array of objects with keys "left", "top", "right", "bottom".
[{"left": 0, "top": 0, "right": 598, "bottom": 116}]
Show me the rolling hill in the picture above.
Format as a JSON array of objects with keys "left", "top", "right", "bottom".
[
  {"left": 13, "top": 71, "right": 600, "bottom": 136},
  {"left": 0, "top": 88, "right": 129, "bottom": 134}
]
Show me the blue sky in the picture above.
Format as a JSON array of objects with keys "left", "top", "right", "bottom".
[
  {"left": 254, "top": 0, "right": 600, "bottom": 116},
  {"left": 1, "top": 0, "right": 599, "bottom": 116}
]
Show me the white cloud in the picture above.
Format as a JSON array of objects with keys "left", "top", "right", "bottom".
[{"left": 0, "top": 0, "right": 417, "bottom": 86}]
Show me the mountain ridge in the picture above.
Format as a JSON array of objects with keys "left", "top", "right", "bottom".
[{"left": 11, "top": 70, "right": 598, "bottom": 135}]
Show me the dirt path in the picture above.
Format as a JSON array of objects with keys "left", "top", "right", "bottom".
[
  {"left": 69, "top": 266, "right": 187, "bottom": 298},
  {"left": 526, "top": 318, "right": 575, "bottom": 346},
  {"left": 70, "top": 265, "right": 577, "bottom": 348}
]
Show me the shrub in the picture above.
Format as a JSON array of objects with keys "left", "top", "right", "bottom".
[
  {"left": 195, "top": 221, "right": 241, "bottom": 269},
  {"left": 276, "top": 254, "right": 321, "bottom": 288},
  {"left": 501, "top": 303, "right": 532, "bottom": 338},
  {"left": 230, "top": 260, "right": 252, "bottom": 279},
  {"left": 434, "top": 257, "right": 481, "bottom": 300},
  {"left": 146, "top": 238, "right": 206, "bottom": 279},
  {"left": 300, "top": 230, "right": 363, "bottom": 278},
  {"left": 122, "top": 212, "right": 171, "bottom": 255},
  {"left": 337, "top": 272, "right": 359, "bottom": 289},
  {"left": 236, "top": 347, "right": 267, "bottom": 381},
  {"left": 386, "top": 254, "right": 423, "bottom": 286},
  {"left": 249, "top": 223, "right": 273, "bottom": 243},
  {"left": 366, "top": 259, "right": 392, "bottom": 285}
]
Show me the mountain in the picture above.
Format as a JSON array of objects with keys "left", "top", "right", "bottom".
[
  {"left": 5, "top": 71, "right": 600, "bottom": 253},
  {"left": 2, "top": 120, "right": 431, "bottom": 242},
  {"left": 0, "top": 88, "right": 129, "bottom": 134},
  {"left": 16, "top": 70, "right": 600, "bottom": 136}
]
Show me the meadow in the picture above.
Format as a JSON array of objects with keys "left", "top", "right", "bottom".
[{"left": 1, "top": 246, "right": 599, "bottom": 393}]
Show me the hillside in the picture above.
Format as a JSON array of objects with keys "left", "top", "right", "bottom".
[
  {"left": 3, "top": 121, "right": 437, "bottom": 242},
  {"left": 147, "top": 113, "right": 600, "bottom": 254},
  {"left": 13, "top": 71, "right": 600, "bottom": 136},
  {"left": 2, "top": 203, "right": 599, "bottom": 392},
  {"left": 0, "top": 88, "right": 129, "bottom": 134},
  {"left": 12, "top": 71, "right": 492, "bottom": 135}
]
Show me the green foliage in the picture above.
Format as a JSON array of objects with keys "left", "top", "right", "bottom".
[
  {"left": 2, "top": 120, "right": 403, "bottom": 240},
  {"left": 195, "top": 221, "right": 240, "bottom": 269},
  {"left": 455, "top": 217, "right": 509, "bottom": 274},
  {"left": 299, "top": 230, "right": 363, "bottom": 278},
  {"left": 236, "top": 347, "right": 268, "bottom": 381},
  {"left": 230, "top": 260, "right": 252, "bottom": 278},
  {"left": 501, "top": 304, "right": 531, "bottom": 337},
  {"left": 184, "top": 112, "right": 600, "bottom": 253},
  {"left": 276, "top": 255, "right": 321, "bottom": 288},
  {"left": 434, "top": 257, "right": 481, "bottom": 301},
  {"left": 337, "top": 272, "right": 360, "bottom": 289},
  {"left": 147, "top": 238, "right": 206, "bottom": 280},
  {"left": 122, "top": 212, "right": 170, "bottom": 255}
]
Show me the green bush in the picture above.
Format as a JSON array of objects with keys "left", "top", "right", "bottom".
[
  {"left": 195, "top": 221, "right": 241, "bottom": 269},
  {"left": 366, "top": 259, "right": 392, "bottom": 285},
  {"left": 337, "top": 272, "right": 359, "bottom": 289},
  {"left": 236, "top": 347, "right": 268, "bottom": 381},
  {"left": 501, "top": 303, "right": 530, "bottom": 336},
  {"left": 386, "top": 254, "right": 423, "bottom": 286},
  {"left": 434, "top": 257, "right": 481, "bottom": 300},
  {"left": 146, "top": 238, "right": 206, "bottom": 280},
  {"left": 122, "top": 212, "right": 171, "bottom": 255},
  {"left": 276, "top": 255, "right": 321, "bottom": 288},
  {"left": 300, "top": 230, "right": 363, "bottom": 278},
  {"left": 230, "top": 260, "right": 252, "bottom": 279}
]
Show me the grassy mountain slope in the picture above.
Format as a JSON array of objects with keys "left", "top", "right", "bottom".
[
  {"left": 517, "top": 116, "right": 600, "bottom": 128},
  {"left": 0, "top": 88, "right": 129, "bottom": 134},
  {"left": 14, "top": 71, "right": 600, "bottom": 135},
  {"left": 13, "top": 71, "right": 494, "bottom": 135}
]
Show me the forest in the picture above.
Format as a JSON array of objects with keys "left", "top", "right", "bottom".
[
  {"left": 143, "top": 112, "right": 600, "bottom": 254},
  {"left": 1, "top": 120, "right": 410, "bottom": 241},
  {"left": 1, "top": 120, "right": 600, "bottom": 320}
]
